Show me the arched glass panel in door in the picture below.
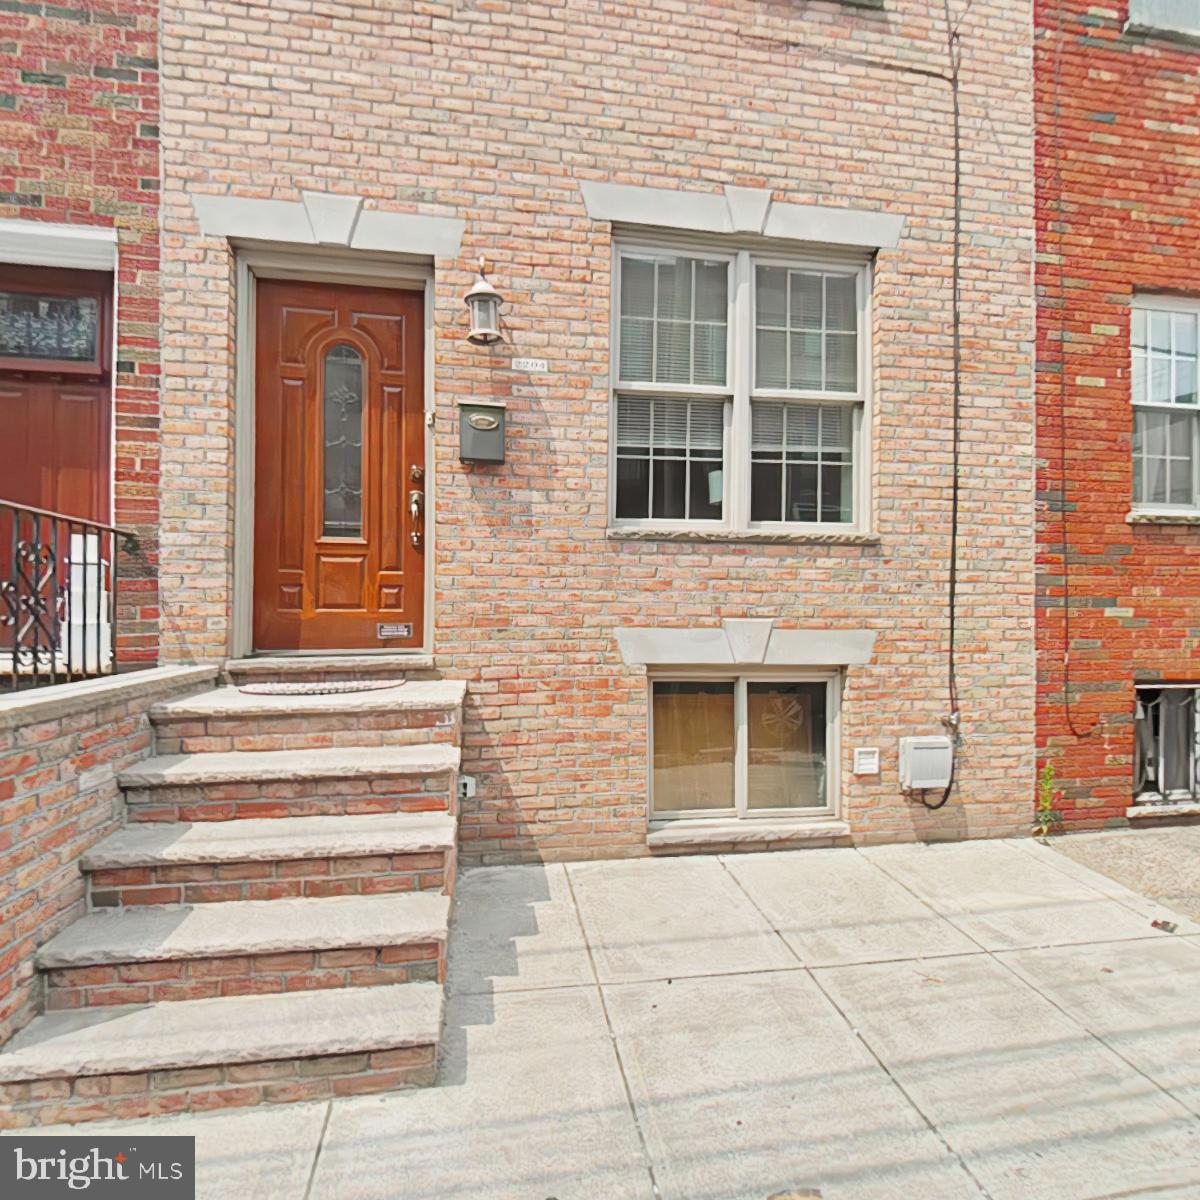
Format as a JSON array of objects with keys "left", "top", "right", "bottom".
[{"left": 322, "top": 344, "right": 364, "bottom": 537}]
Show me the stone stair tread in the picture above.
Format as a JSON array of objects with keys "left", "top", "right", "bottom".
[
  {"left": 82, "top": 812, "right": 456, "bottom": 870},
  {"left": 0, "top": 982, "right": 442, "bottom": 1083},
  {"left": 151, "top": 679, "right": 466, "bottom": 720},
  {"left": 119, "top": 744, "right": 460, "bottom": 788},
  {"left": 36, "top": 892, "right": 450, "bottom": 969},
  {"left": 226, "top": 655, "right": 434, "bottom": 677}
]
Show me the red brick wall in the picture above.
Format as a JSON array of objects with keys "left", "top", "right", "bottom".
[
  {"left": 0, "top": 0, "right": 161, "bottom": 664},
  {"left": 1036, "top": 0, "right": 1200, "bottom": 827},
  {"left": 159, "top": 0, "right": 1036, "bottom": 860},
  {"left": 0, "top": 669, "right": 214, "bottom": 1047}
]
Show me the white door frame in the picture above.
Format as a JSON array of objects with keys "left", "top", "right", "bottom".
[{"left": 231, "top": 244, "right": 436, "bottom": 658}]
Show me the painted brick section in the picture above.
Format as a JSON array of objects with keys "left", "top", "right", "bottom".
[
  {"left": 0, "top": 0, "right": 161, "bottom": 663},
  {"left": 0, "top": 672, "right": 212, "bottom": 1047},
  {"left": 159, "top": 0, "right": 1036, "bottom": 858},
  {"left": 1035, "top": 1, "right": 1200, "bottom": 826}
]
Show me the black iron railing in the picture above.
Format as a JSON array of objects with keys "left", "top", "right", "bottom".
[{"left": 0, "top": 500, "right": 136, "bottom": 693}]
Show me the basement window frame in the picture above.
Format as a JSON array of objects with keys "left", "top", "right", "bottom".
[
  {"left": 646, "top": 667, "right": 842, "bottom": 824},
  {"left": 608, "top": 240, "right": 873, "bottom": 538},
  {"left": 1130, "top": 294, "right": 1200, "bottom": 516},
  {"left": 1134, "top": 683, "right": 1200, "bottom": 804}
]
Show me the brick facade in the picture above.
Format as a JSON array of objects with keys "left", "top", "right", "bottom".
[
  {"left": 156, "top": 0, "right": 1036, "bottom": 861},
  {"left": 1035, "top": 0, "right": 1200, "bottom": 827},
  {"left": 0, "top": 0, "right": 161, "bottom": 664},
  {"left": 0, "top": 669, "right": 214, "bottom": 1047}
]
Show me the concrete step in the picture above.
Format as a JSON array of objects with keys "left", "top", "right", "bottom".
[
  {"left": 83, "top": 812, "right": 457, "bottom": 906},
  {"left": 0, "top": 982, "right": 442, "bottom": 1127},
  {"left": 151, "top": 680, "right": 466, "bottom": 754},
  {"left": 38, "top": 893, "right": 449, "bottom": 1009},
  {"left": 120, "top": 744, "right": 459, "bottom": 822},
  {"left": 225, "top": 655, "right": 437, "bottom": 686}
]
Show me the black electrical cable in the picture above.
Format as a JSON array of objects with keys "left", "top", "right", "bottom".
[{"left": 920, "top": 4, "right": 964, "bottom": 812}]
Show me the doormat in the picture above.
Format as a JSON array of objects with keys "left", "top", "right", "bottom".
[{"left": 237, "top": 680, "right": 406, "bottom": 696}]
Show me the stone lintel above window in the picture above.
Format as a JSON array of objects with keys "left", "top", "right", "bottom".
[
  {"left": 579, "top": 181, "right": 905, "bottom": 251},
  {"left": 614, "top": 618, "right": 876, "bottom": 668}
]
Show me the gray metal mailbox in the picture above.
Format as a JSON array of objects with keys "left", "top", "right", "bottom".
[{"left": 459, "top": 402, "right": 506, "bottom": 463}]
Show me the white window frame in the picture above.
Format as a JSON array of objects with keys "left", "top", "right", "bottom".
[
  {"left": 1134, "top": 683, "right": 1200, "bottom": 804},
  {"left": 646, "top": 667, "right": 842, "bottom": 823},
  {"left": 1130, "top": 293, "right": 1200, "bottom": 516},
  {"left": 609, "top": 240, "right": 872, "bottom": 536}
]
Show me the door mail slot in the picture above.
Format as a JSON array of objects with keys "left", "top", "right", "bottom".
[{"left": 459, "top": 401, "right": 506, "bottom": 463}]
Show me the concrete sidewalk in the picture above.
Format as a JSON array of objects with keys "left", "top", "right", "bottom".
[{"left": 10, "top": 838, "right": 1200, "bottom": 1199}]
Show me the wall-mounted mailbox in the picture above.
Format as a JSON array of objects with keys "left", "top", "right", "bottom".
[{"left": 459, "top": 401, "right": 506, "bottom": 464}]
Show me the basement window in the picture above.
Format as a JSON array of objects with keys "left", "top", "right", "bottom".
[
  {"left": 649, "top": 675, "right": 839, "bottom": 820},
  {"left": 1135, "top": 685, "right": 1200, "bottom": 803}
]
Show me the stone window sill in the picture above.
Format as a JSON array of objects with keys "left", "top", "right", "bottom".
[
  {"left": 1126, "top": 510, "right": 1200, "bottom": 526},
  {"left": 647, "top": 817, "right": 851, "bottom": 851},
  {"left": 607, "top": 527, "right": 880, "bottom": 547},
  {"left": 1127, "top": 801, "right": 1200, "bottom": 820}
]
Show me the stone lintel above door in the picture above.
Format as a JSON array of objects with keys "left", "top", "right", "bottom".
[{"left": 191, "top": 191, "right": 464, "bottom": 258}]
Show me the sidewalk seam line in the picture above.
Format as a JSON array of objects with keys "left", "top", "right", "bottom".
[{"left": 563, "top": 863, "right": 662, "bottom": 1200}]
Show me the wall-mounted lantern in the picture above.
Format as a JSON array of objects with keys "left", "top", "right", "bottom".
[{"left": 464, "top": 257, "right": 503, "bottom": 345}]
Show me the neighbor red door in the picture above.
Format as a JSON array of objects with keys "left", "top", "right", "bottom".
[
  {"left": 0, "top": 266, "right": 112, "bottom": 523},
  {"left": 253, "top": 278, "right": 426, "bottom": 651}
]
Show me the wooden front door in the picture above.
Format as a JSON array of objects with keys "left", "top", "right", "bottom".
[{"left": 253, "top": 279, "right": 426, "bottom": 651}]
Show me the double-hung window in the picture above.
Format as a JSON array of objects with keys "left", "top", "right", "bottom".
[
  {"left": 1132, "top": 298, "right": 1200, "bottom": 512},
  {"left": 612, "top": 245, "right": 869, "bottom": 533}
]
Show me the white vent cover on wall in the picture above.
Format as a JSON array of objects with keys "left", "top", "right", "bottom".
[{"left": 898, "top": 736, "right": 954, "bottom": 790}]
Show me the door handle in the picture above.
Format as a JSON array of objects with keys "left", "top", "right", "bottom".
[{"left": 409, "top": 489, "right": 424, "bottom": 549}]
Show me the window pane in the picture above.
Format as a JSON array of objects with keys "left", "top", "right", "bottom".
[
  {"left": 1151, "top": 356, "right": 1173, "bottom": 404},
  {"left": 825, "top": 275, "right": 857, "bottom": 331},
  {"left": 695, "top": 260, "right": 728, "bottom": 321},
  {"left": 747, "top": 682, "right": 827, "bottom": 809},
  {"left": 322, "top": 344, "right": 364, "bottom": 538},
  {"left": 1131, "top": 308, "right": 1146, "bottom": 351},
  {"left": 756, "top": 328, "right": 788, "bottom": 389},
  {"left": 619, "top": 317, "right": 653, "bottom": 381},
  {"left": 1176, "top": 357, "right": 1197, "bottom": 405},
  {"left": 619, "top": 254, "right": 728, "bottom": 386},
  {"left": 750, "top": 458, "right": 783, "bottom": 521},
  {"left": 0, "top": 291, "right": 99, "bottom": 362},
  {"left": 656, "top": 258, "right": 691, "bottom": 321},
  {"left": 616, "top": 396, "right": 724, "bottom": 521},
  {"left": 655, "top": 320, "right": 691, "bottom": 384},
  {"left": 615, "top": 456, "right": 649, "bottom": 519},
  {"left": 790, "top": 273, "right": 822, "bottom": 329},
  {"left": 620, "top": 257, "right": 655, "bottom": 318},
  {"left": 1151, "top": 311, "right": 1172, "bottom": 353},
  {"left": 790, "top": 331, "right": 822, "bottom": 390},
  {"left": 750, "top": 402, "right": 854, "bottom": 524},
  {"left": 652, "top": 459, "right": 686, "bottom": 519},
  {"left": 693, "top": 322, "right": 727, "bottom": 387},
  {"left": 754, "top": 266, "right": 860, "bottom": 394},
  {"left": 1175, "top": 312, "right": 1197, "bottom": 357},
  {"left": 757, "top": 266, "right": 787, "bottom": 326},
  {"left": 1132, "top": 351, "right": 1146, "bottom": 404},
  {"left": 652, "top": 682, "right": 735, "bottom": 812},
  {"left": 825, "top": 333, "right": 858, "bottom": 392}
]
